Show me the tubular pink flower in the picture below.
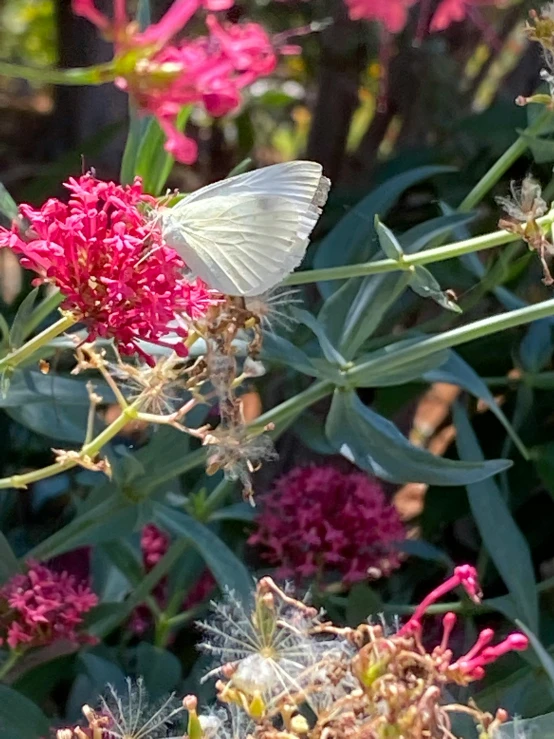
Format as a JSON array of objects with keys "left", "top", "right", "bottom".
[
  {"left": 343, "top": 0, "right": 417, "bottom": 32},
  {"left": 249, "top": 465, "right": 406, "bottom": 585},
  {"left": 0, "top": 561, "right": 97, "bottom": 650},
  {"left": 399, "top": 565, "right": 481, "bottom": 635},
  {"left": 73, "top": 1, "right": 287, "bottom": 163},
  {"left": 0, "top": 174, "right": 214, "bottom": 362},
  {"left": 450, "top": 632, "right": 529, "bottom": 679}
]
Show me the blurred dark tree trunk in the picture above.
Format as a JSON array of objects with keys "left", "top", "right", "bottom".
[
  {"left": 48, "top": 0, "right": 128, "bottom": 178},
  {"left": 305, "top": 0, "right": 366, "bottom": 184}
]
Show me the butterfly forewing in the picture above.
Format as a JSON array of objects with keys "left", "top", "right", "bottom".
[{"left": 161, "top": 161, "right": 330, "bottom": 296}]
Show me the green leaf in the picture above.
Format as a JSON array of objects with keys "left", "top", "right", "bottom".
[
  {"left": 345, "top": 583, "right": 382, "bottom": 626},
  {"left": 0, "top": 182, "right": 18, "bottom": 224},
  {"left": 9, "top": 288, "right": 39, "bottom": 350},
  {"left": 135, "top": 107, "right": 191, "bottom": 195},
  {"left": 352, "top": 347, "right": 447, "bottom": 387},
  {"left": 209, "top": 502, "right": 256, "bottom": 523},
  {"left": 374, "top": 216, "right": 404, "bottom": 259},
  {"left": 516, "top": 619, "right": 554, "bottom": 695},
  {"left": 454, "top": 405, "right": 538, "bottom": 631},
  {"left": 153, "top": 504, "right": 253, "bottom": 602},
  {"left": 497, "top": 711, "right": 554, "bottom": 739},
  {"left": 318, "top": 273, "right": 412, "bottom": 360},
  {"left": 518, "top": 129, "right": 554, "bottom": 163},
  {"left": 292, "top": 308, "right": 348, "bottom": 368},
  {"left": 326, "top": 389, "right": 512, "bottom": 485},
  {"left": 425, "top": 351, "right": 528, "bottom": 459},
  {"left": 134, "top": 643, "right": 182, "bottom": 697},
  {"left": 0, "top": 685, "right": 50, "bottom": 739},
  {"left": 519, "top": 319, "right": 553, "bottom": 373},
  {"left": 392, "top": 539, "right": 453, "bottom": 566},
  {"left": 410, "top": 265, "right": 461, "bottom": 313},
  {"left": 28, "top": 495, "right": 137, "bottom": 561},
  {"left": 227, "top": 158, "right": 253, "bottom": 178},
  {"left": 261, "top": 332, "right": 319, "bottom": 376},
  {"left": 0, "top": 531, "right": 19, "bottom": 585},
  {"left": 313, "top": 165, "right": 456, "bottom": 298}
]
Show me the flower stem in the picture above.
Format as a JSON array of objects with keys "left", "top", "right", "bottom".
[
  {"left": 0, "top": 399, "right": 142, "bottom": 489},
  {"left": 0, "top": 61, "right": 116, "bottom": 86},
  {"left": 284, "top": 214, "right": 553, "bottom": 286},
  {"left": 458, "top": 108, "right": 553, "bottom": 212},
  {"left": 0, "top": 650, "right": 21, "bottom": 682},
  {"left": 347, "top": 296, "right": 554, "bottom": 385},
  {"left": 0, "top": 313, "right": 76, "bottom": 374}
]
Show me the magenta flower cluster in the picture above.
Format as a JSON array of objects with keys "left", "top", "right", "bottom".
[
  {"left": 0, "top": 561, "right": 97, "bottom": 650},
  {"left": 249, "top": 465, "right": 406, "bottom": 584},
  {"left": 0, "top": 174, "right": 215, "bottom": 362}
]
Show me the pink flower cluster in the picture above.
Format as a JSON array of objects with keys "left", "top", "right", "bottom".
[
  {"left": 74, "top": 0, "right": 284, "bottom": 163},
  {"left": 130, "top": 524, "right": 215, "bottom": 635},
  {"left": 343, "top": 0, "right": 504, "bottom": 33},
  {"left": 249, "top": 465, "right": 406, "bottom": 584},
  {"left": 399, "top": 565, "right": 528, "bottom": 682},
  {"left": 0, "top": 174, "right": 214, "bottom": 362},
  {"left": 0, "top": 561, "right": 97, "bottom": 650}
]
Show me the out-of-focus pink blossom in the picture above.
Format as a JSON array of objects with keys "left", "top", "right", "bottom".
[
  {"left": 343, "top": 0, "right": 417, "bottom": 32},
  {"left": 430, "top": 0, "right": 503, "bottom": 32},
  {"left": 73, "top": 1, "right": 284, "bottom": 163},
  {"left": 249, "top": 465, "right": 406, "bottom": 584},
  {"left": 130, "top": 524, "right": 215, "bottom": 635},
  {"left": 0, "top": 175, "right": 215, "bottom": 363},
  {"left": 0, "top": 561, "right": 97, "bottom": 650}
]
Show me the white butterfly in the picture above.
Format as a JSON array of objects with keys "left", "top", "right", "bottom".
[{"left": 161, "top": 160, "right": 330, "bottom": 297}]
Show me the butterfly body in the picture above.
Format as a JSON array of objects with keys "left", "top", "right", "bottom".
[{"left": 161, "top": 161, "right": 330, "bottom": 296}]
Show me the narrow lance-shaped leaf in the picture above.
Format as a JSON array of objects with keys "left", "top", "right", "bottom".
[
  {"left": 454, "top": 404, "right": 538, "bottom": 631},
  {"left": 326, "top": 389, "right": 512, "bottom": 486},
  {"left": 153, "top": 504, "right": 253, "bottom": 602}
]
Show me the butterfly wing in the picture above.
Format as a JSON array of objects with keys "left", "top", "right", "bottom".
[{"left": 162, "top": 161, "right": 330, "bottom": 296}]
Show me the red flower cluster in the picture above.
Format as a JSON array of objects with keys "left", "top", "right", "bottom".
[
  {"left": 130, "top": 524, "right": 215, "bottom": 635},
  {"left": 249, "top": 465, "right": 406, "bottom": 584},
  {"left": 73, "top": 0, "right": 283, "bottom": 163},
  {"left": 0, "top": 561, "right": 97, "bottom": 650},
  {"left": 0, "top": 174, "right": 214, "bottom": 362},
  {"left": 399, "top": 565, "right": 529, "bottom": 683}
]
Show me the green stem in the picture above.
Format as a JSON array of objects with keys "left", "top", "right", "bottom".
[
  {"left": 0, "top": 61, "right": 116, "bottom": 86},
  {"left": 22, "top": 290, "right": 64, "bottom": 340},
  {"left": 1, "top": 313, "right": 76, "bottom": 373},
  {"left": 0, "top": 399, "right": 142, "bottom": 489},
  {"left": 0, "top": 650, "right": 21, "bottom": 682},
  {"left": 284, "top": 218, "right": 539, "bottom": 286},
  {"left": 458, "top": 108, "right": 552, "bottom": 212},
  {"left": 347, "top": 297, "right": 554, "bottom": 385}
]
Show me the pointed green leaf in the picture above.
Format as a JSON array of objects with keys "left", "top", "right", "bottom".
[
  {"left": 292, "top": 308, "right": 347, "bottom": 367},
  {"left": 326, "top": 389, "right": 511, "bottom": 485},
  {"left": 454, "top": 405, "right": 538, "bottom": 631},
  {"left": 153, "top": 504, "right": 253, "bottom": 602},
  {"left": 9, "top": 288, "right": 39, "bottom": 350},
  {"left": 410, "top": 265, "right": 461, "bottom": 313},
  {"left": 0, "top": 531, "right": 19, "bottom": 585},
  {"left": 516, "top": 620, "right": 554, "bottom": 694},
  {"left": 0, "top": 182, "right": 18, "bottom": 224},
  {"left": 314, "top": 165, "right": 456, "bottom": 298},
  {"left": 374, "top": 216, "right": 404, "bottom": 259},
  {"left": 0, "top": 685, "right": 50, "bottom": 739}
]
